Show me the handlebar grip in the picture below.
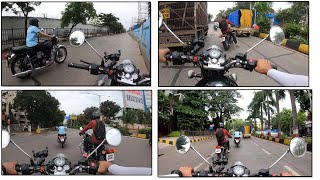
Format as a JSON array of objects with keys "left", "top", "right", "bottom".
[
  {"left": 68, "top": 63, "right": 90, "bottom": 70},
  {"left": 171, "top": 170, "right": 183, "bottom": 177},
  {"left": 164, "top": 53, "right": 171, "bottom": 61},
  {"left": 272, "top": 64, "right": 277, "bottom": 70},
  {"left": 15, "top": 165, "right": 21, "bottom": 172},
  {"left": 80, "top": 60, "right": 91, "bottom": 65}
]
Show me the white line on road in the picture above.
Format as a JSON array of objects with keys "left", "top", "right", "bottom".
[
  {"left": 194, "top": 152, "right": 215, "bottom": 171},
  {"left": 262, "top": 149, "right": 271, "bottom": 155},
  {"left": 255, "top": 143, "right": 259, "bottom": 147},
  {"left": 284, "top": 165, "right": 300, "bottom": 176}
]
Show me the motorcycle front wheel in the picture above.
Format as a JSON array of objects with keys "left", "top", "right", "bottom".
[
  {"left": 10, "top": 55, "right": 31, "bottom": 79},
  {"left": 54, "top": 46, "right": 67, "bottom": 64}
]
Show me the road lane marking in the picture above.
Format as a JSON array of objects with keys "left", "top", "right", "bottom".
[
  {"left": 194, "top": 152, "right": 215, "bottom": 171},
  {"left": 284, "top": 165, "right": 300, "bottom": 176},
  {"left": 255, "top": 143, "right": 258, "bottom": 147},
  {"left": 262, "top": 149, "right": 271, "bottom": 155}
]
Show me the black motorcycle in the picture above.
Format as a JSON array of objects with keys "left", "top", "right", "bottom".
[
  {"left": 67, "top": 31, "right": 150, "bottom": 86},
  {"left": 234, "top": 137, "right": 241, "bottom": 147},
  {"left": 220, "top": 30, "right": 236, "bottom": 51},
  {"left": 7, "top": 35, "right": 67, "bottom": 79},
  {"left": 169, "top": 135, "right": 307, "bottom": 177}
]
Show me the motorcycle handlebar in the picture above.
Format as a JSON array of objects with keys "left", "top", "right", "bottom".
[{"left": 68, "top": 63, "right": 90, "bottom": 71}]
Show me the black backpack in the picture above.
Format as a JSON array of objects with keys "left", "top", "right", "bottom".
[
  {"left": 94, "top": 119, "right": 106, "bottom": 140},
  {"left": 216, "top": 128, "right": 225, "bottom": 142},
  {"left": 220, "top": 20, "right": 228, "bottom": 32}
]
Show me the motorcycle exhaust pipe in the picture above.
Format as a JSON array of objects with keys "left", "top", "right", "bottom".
[{"left": 12, "top": 65, "right": 48, "bottom": 77}]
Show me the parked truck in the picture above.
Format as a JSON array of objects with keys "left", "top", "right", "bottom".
[
  {"left": 228, "top": 9, "right": 255, "bottom": 37},
  {"left": 159, "top": 2, "right": 208, "bottom": 48},
  {"left": 241, "top": 125, "right": 252, "bottom": 138}
]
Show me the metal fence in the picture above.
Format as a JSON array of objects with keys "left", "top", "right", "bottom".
[{"left": 1, "top": 27, "right": 109, "bottom": 47}]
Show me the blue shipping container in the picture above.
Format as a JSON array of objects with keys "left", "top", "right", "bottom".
[{"left": 229, "top": 10, "right": 240, "bottom": 27}]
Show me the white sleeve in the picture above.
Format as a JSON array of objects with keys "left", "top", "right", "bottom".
[
  {"left": 267, "top": 69, "right": 308, "bottom": 86},
  {"left": 108, "top": 164, "right": 152, "bottom": 175}
]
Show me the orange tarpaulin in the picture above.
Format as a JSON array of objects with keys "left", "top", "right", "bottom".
[{"left": 240, "top": 9, "right": 253, "bottom": 28}]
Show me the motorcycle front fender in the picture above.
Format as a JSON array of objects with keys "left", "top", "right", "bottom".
[{"left": 195, "top": 76, "right": 238, "bottom": 87}]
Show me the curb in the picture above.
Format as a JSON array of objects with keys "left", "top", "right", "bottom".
[
  {"left": 253, "top": 32, "right": 309, "bottom": 54},
  {"left": 158, "top": 136, "right": 214, "bottom": 146},
  {"left": 136, "top": 133, "right": 147, "bottom": 139},
  {"left": 253, "top": 134, "right": 291, "bottom": 145}
]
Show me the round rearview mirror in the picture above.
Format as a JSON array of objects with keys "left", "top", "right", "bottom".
[
  {"left": 289, "top": 137, "right": 307, "bottom": 158},
  {"left": 269, "top": 26, "right": 285, "bottom": 45},
  {"left": 106, "top": 127, "right": 122, "bottom": 146},
  {"left": 175, "top": 135, "right": 191, "bottom": 154},
  {"left": 69, "top": 31, "right": 85, "bottom": 47},
  {"left": 2, "top": 130, "right": 10, "bottom": 149},
  {"left": 159, "top": 11, "right": 164, "bottom": 28}
]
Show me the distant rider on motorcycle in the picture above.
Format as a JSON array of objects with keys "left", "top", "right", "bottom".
[
  {"left": 219, "top": 14, "right": 238, "bottom": 46},
  {"left": 57, "top": 123, "right": 67, "bottom": 139},
  {"left": 215, "top": 122, "right": 232, "bottom": 152}
]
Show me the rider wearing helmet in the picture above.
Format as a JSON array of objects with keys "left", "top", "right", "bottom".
[
  {"left": 79, "top": 111, "right": 105, "bottom": 155},
  {"left": 219, "top": 14, "right": 238, "bottom": 46},
  {"left": 26, "top": 17, "right": 54, "bottom": 65},
  {"left": 215, "top": 122, "right": 232, "bottom": 152}
]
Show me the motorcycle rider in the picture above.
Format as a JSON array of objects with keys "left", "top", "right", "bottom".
[
  {"left": 255, "top": 59, "right": 308, "bottom": 86},
  {"left": 79, "top": 111, "right": 105, "bottom": 156},
  {"left": 57, "top": 123, "right": 67, "bottom": 140},
  {"left": 219, "top": 14, "right": 238, "bottom": 47},
  {"left": 215, "top": 122, "right": 232, "bottom": 153},
  {"left": 2, "top": 161, "right": 151, "bottom": 175},
  {"left": 27, "top": 18, "right": 54, "bottom": 65}
]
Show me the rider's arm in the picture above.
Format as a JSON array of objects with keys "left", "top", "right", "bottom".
[
  {"left": 108, "top": 164, "right": 151, "bottom": 175},
  {"left": 225, "top": 129, "right": 232, "bottom": 138},
  {"left": 226, "top": 19, "right": 234, "bottom": 26},
  {"left": 2, "top": 162, "right": 18, "bottom": 175},
  {"left": 267, "top": 69, "right": 308, "bottom": 86},
  {"left": 38, "top": 31, "right": 52, "bottom": 38},
  {"left": 79, "top": 120, "right": 95, "bottom": 134}
]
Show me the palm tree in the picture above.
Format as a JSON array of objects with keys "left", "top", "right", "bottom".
[
  {"left": 262, "top": 90, "right": 276, "bottom": 130},
  {"left": 248, "top": 91, "right": 265, "bottom": 131},
  {"left": 289, "top": 90, "right": 298, "bottom": 136},
  {"left": 274, "top": 90, "right": 286, "bottom": 136}
]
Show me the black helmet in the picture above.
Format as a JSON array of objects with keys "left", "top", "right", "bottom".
[
  {"left": 29, "top": 18, "right": 39, "bottom": 27},
  {"left": 221, "top": 13, "right": 227, "bottom": 19},
  {"left": 92, "top": 111, "right": 100, "bottom": 119}
]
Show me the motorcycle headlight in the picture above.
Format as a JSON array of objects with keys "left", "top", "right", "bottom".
[
  {"left": 211, "top": 58, "right": 218, "bottom": 64},
  {"left": 233, "top": 165, "right": 245, "bottom": 176},
  {"left": 218, "top": 57, "right": 225, "bottom": 64},
  {"left": 63, "top": 164, "right": 70, "bottom": 171},
  {"left": 208, "top": 48, "right": 221, "bottom": 59}
]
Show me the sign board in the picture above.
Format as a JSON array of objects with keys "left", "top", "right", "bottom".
[
  {"left": 123, "top": 91, "right": 145, "bottom": 110},
  {"left": 70, "top": 115, "right": 77, "bottom": 121},
  {"left": 161, "top": 8, "right": 170, "bottom": 19},
  {"left": 144, "top": 91, "right": 152, "bottom": 108}
]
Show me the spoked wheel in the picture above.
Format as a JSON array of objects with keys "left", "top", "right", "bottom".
[
  {"left": 54, "top": 46, "right": 67, "bottom": 64},
  {"left": 10, "top": 55, "right": 31, "bottom": 79}
]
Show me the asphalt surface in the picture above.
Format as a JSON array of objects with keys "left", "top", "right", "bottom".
[
  {"left": 2, "top": 33, "right": 149, "bottom": 86},
  {"left": 1, "top": 128, "right": 152, "bottom": 174},
  {"left": 158, "top": 136, "right": 312, "bottom": 176},
  {"left": 159, "top": 24, "right": 309, "bottom": 86}
]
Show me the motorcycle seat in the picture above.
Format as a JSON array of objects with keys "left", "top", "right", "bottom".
[{"left": 12, "top": 45, "right": 32, "bottom": 54}]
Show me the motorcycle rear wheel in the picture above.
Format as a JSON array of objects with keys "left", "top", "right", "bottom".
[
  {"left": 10, "top": 55, "right": 31, "bottom": 79},
  {"left": 223, "top": 41, "right": 229, "bottom": 51}
]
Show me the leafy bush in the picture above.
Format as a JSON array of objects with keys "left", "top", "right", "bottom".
[
  {"left": 118, "top": 127, "right": 131, "bottom": 136},
  {"left": 305, "top": 137, "right": 312, "bottom": 144},
  {"left": 284, "top": 23, "right": 301, "bottom": 38},
  {"left": 168, "top": 131, "right": 180, "bottom": 137},
  {"left": 138, "top": 128, "right": 152, "bottom": 134},
  {"left": 256, "top": 17, "right": 270, "bottom": 33},
  {"left": 281, "top": 134, "right": 290, "bottom": 139}
]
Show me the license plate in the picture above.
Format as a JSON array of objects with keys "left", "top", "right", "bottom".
[
  {"left": 106, "top": 153, "right": 115, "bottom": 161},
  {"left": 235, "top": 139, "right": 239, "bottom": 143},
  {"left": 215, "top": 148, "right": 222, "bottom": 154},
  {"left": 60, "top": 138, "right": 65, "bottom": 142},
  {"left": 221, "top": 37, "right": 225, "bottom": 42}
]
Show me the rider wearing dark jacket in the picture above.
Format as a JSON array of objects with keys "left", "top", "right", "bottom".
[
  {"left": 219, "top": 14, "right": 238, "bottom": 45},
  {"left": 215, "top": 122, "right": 232, "bottom": 151}
]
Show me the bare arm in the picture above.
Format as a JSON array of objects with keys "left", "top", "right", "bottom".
[{"left": 38, "top": 31, "right": 52, "bottom": 38}]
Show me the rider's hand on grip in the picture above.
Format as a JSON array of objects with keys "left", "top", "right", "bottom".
[{"left": 171, "top": 170, "right": 183, "bottom": 177}]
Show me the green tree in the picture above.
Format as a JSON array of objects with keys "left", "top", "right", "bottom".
[
  {"left": 61, "top": 2, "right": 96, "bottom": 35},
  {"left": 97, "top": 13, "right": 125, "bottom": 34},
  {"left": 229, "top": 118, "right": 244, "bottom": 131},
  {"left": 100, "top": 100, "right": 121, "bottom": 120},
  {"left": 289, "top": 90, "right": 298, "bottom": 136},
  {"left": 175, "top": 91, "right": 209, "bottom": 131},
  {"left": 248, "top": 91, "right": 266, "bottom": 130},
  {"left": 83, "top": 106, "right": 98, "bottom": 120},
  {"left": 77, "top": 114, "right": 90, "bottom": 126},
  {"left": 122, "top": 108, "right": 139, "bottom": 126},
  {"left": 207, "top": 91, "right": 243, "bottom": 129},
  {"left": 254, "top": 2, "right": 274, "bottom": 33},
  {"left": 274, "top": 90, "right": 286, "bottom": 134},
  {"left": 13, "top": 91, "right": 63, "bottom": 128},
  {"left": 2, "top": 2, "right": 41, "bottom": 38},
  {"left": 8, "top": 103, "right": 18, "bottom": 124},
  {"left": 272, "top": 108, "right": 306, "bottom": 135}
]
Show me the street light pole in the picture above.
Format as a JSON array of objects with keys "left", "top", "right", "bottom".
[{"left": 87, "top": 92, "right": 111, "bottom": 121}]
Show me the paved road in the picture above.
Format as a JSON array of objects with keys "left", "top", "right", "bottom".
[
  {"left": 158, "top": 136, "right": 311, "bottom": 176},
  {"left": 2, "top": 33, "right": 149, "bottom": 86},
  {"left": 159, "top": 24, "right": 309, "bottom": 86},
  {"left": 1, "top": 128, "right": 152, "bottom": 172}
]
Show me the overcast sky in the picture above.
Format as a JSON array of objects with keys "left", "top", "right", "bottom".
[
  {"left": 208, "top": 2, "right": 292, "bottom": 19},
  {"left": 1, "top": 2, "right": 145, "bottom": 30}
]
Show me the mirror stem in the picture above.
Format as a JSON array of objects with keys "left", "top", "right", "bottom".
[
  {"left": 245, "top": 35, "right": 269, "bottom": 54},
  {"left": 163, "top": 22, "right": 186, "bottom": 46},
  {"left": 87, "top": 139, "right": 106, "bottom": 159},
  {"left": 191, "top": 145, "right": 212, "bottom": 166},
  {"left": 269, "top": 149, "right": 289, "bottom": 169},
  {"left": 10, "top": 140, "right": 33, "bottom": 160},
  {"left": 84, "top": 40, "right": 105, "bottom": 61}
]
